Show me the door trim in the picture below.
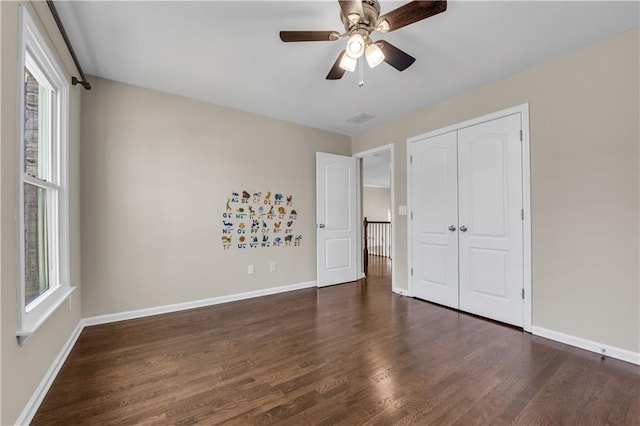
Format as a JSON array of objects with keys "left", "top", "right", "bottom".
[
  {"left": 407, "top": 104, "right": 532, "bottom": 332},
  {"left": 353, "top": 144, "right": 396, "bottom": 292}
]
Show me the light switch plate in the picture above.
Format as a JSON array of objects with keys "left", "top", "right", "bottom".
[{"left": 398, "top": 205, "right": 407, "bottom": 216}]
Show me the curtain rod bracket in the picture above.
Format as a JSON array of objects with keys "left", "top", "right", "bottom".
[{"left": 71, "top": 76, "right": 91, "bottom": 90}]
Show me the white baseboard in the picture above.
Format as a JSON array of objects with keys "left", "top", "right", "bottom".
[
  {"left": 392, "top": 287, "right": 410, "bottom": 296},
  {"left": 83, "top": 280, "right": 317, "bottom": 327},
  {"left": 532, "top": 326, "right": 640, "bottom": 365},
  {"left": 15, "top": 320, "right": 85, "bottom": 426}
]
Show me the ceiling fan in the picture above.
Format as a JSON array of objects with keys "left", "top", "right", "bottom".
[{"left": 279, "top": 0, "right": 447, "bottom": 80}]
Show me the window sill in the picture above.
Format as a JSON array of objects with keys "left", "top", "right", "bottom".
[{"left": 17, "top": 286, "right": 76, "bottom": 346}]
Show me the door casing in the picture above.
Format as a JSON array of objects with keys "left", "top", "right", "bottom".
[{"left": 353, "top": 144, "right": 396, "bottom": 292}]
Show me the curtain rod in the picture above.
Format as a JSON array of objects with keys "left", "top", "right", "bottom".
[{"left": 46, "top": 0, "right": 91, "bottom": 90}]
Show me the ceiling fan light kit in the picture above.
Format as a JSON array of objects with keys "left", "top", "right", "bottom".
[
  {"left": 346, "top": 33, "right": 366, "bottom": 58},
  {"left": 279, "top": 0, "right": 447, "bottom": 80},
  {"left": 365, "top": 43, "right": 384, "bottom": 68},
  {"left": 339, "top": 53, "right": 357, "bottom": 72}
]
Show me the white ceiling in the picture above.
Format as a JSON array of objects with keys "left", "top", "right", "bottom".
[
  {"left": 363, "top": 149, "right": 392, "bottom": 187},
  {"left": 55, "top": 1, "right": 639, "bottom": 136}
]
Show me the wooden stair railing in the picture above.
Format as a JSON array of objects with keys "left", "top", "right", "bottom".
[{"left": 364, "top": 217, "right": 391, "bottom": 273}]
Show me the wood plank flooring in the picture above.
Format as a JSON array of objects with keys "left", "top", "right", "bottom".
[{"left": 33, "top": 256, "right": 639, "bottom": 425}]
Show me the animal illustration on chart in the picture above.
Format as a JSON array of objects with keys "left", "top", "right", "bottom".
[
  {"left": 237, "top": 207, "right": 244, "bottom": 213},
  {"left": 278, "top": 207, "right": 286, "bottom": 215},
  {"left": 284, "top": 235, "right": 293, "bottom": 242},
  {"left": 248, "top": 205, "right": 255, "bottom": 214},
  {"left": 287, "top": 220, "right": 293, "bottom": 227},
  {"left": 286, "top": 195, "right": 293, "bottom": 203},
  {"left": 221, "top": 236, "right": 232, "bottom": 243},
  {"left": 275, "top": 193, "right": 283, "bottom": 201},
  {"left": 262, "top": 235, "right": 269, "bottom": 243},
  {"left": 223, "top": 221, "right": 233, "bottom": 228},
  {"left": 253, "top": 192, "right": 261, "bottom": 198},
  {"left": 242, "top": 191, "right": 250, "bottom": 199},
  {"left": 268, "top": 205, "right": 274, "bottom": 215},
  {"left": 226, "top": 199, "right": 232, "bottom": 212},
  {"left": 274, "top": 222, "right": 281, "bottom": 229},
  {"left": 239, "top": 223, "right": 245, "bottom": 229},
  {"left": 264, "top": 191, "right": 272, "bottom": 202},
  {"left": 290, "top": 209, "right": 297, "bottom": 216}
]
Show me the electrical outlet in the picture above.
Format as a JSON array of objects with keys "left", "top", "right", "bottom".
[
  {"left": 248, "top": 264, "right": 255, "bottom": 275},
  {"left": 270, "top": 262, "right": 277, "bottom": 272}
]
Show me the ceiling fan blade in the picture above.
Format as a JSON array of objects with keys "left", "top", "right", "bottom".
[
  {"left": 326, "top": 50, "right": 347, "bottom": 80},
  {"left": 279, "top": 31, "right": 340, "bottom": 42},
  {"left": 338, "top": 0, "right": 364, "bottom": 22},
  {"left": 377, "top": 40, "right": 415, "bottom": 71},
  {"left": 377, "top": 0, "right": 447, "bottom": 33}
]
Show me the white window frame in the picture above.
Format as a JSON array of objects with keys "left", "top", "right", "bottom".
[{"left": 16, "top": 6, "right": 74, "bottom": 344}]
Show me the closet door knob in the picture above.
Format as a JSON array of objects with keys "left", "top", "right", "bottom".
[
  {"left": 448, "top": 225, "right": 456, "bottom": 232},
  {"left": 460, "top": 225, "right": 468, "bottom": 232}
]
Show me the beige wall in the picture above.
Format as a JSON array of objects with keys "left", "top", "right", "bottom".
[
  {"left": 363, "top": 187, "right": 390, "bottom": 222},
  {"left": 352, "top": 29, "right": 639, "bottom": 353},
  {"left": 81, "top": 77, "right": 351, "bottom": 317},
  {"left": 1, "top": 1, "right": 83, "bottom": 424}
]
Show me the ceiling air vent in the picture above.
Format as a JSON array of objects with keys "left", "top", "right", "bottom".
[{"left": 346, "top": 112, "right": 375, "bottom": 124}]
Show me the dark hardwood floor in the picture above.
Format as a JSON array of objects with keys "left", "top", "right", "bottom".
[{"left": 34, "top": 256, "right": 639, "bottom": 425}]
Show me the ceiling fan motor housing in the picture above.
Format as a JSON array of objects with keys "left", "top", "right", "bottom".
[{"left": 341, "top": 0, "right": 381, "bottom": 32}]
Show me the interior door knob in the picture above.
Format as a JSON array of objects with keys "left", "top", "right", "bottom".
[
  {"left": 448, "top": 225, "right": 456, "bottom": 232},
  {"left": 459, "top": 225, "right": 468, "bottom": 232},
  {"left": 318, "top": 224, "right": 325, "bottom": 228}
]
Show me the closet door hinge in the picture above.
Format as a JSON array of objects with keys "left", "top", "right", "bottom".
[
  {"left": 519, "top": 130, "right": 523, "bottom": 141},
  {"left": 411, "top": 211, "right": 413, "bottom": 220},
  {"left": 410, "top": 155, "right": 413, "bottom": 164},
  {"left": 521, "top": 209, "right": 524, "bottom": 220},
  {"left": 411, "top": 267, "right": 414, "bottom": 276},
  {"left": 521, "top": 288, "right": 525, "bottom": 299}
]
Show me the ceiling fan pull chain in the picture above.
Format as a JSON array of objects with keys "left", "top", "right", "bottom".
[{"left": 358, "top": 56, "right": 364, "bottom": 87}]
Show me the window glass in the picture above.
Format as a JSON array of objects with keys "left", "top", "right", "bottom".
[
  {"left": 23, "top": 183, "right": 50, "bottom": 305},
  {"left": 24, "top": 66, "right": 50, "bottom": 181}
]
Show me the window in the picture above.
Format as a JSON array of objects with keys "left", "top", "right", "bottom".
[{"left": 17, "top": 7, "right": 73, "bottom": 344}]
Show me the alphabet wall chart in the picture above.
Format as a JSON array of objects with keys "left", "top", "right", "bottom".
[{"left": 221, "top": 191, "right": 302, "bottom": 250}]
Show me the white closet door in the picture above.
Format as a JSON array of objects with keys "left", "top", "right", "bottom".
[
  {"left": 410, "top": 131, "right": 459, "bottom": 309},
  {"left": 457, "top": 114, "right": 524, "bottom": 327}
]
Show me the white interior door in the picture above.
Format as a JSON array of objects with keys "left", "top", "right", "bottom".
[
  {"left": 316, "top": 152, "right": 358, "bottom": 287},
  {"left": 458, "top": 114, "right": 524, "bottom": 326},
  {"left": 410, "top": 132, "right": 459, "bottom": 308}
]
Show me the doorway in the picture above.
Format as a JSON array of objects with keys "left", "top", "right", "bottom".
[{"left": 353, "top": 144, "right": 396, "bottom": 292}]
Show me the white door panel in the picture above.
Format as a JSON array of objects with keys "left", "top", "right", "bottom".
[
  {"left": 458, "top": 114, "right": 524, "bottom": 326},
  {"left": 410, "top": 131, "right": 459, "bottom": 308},
  {"left": 316, "top": 153, "right": 358, "bottom": 287}
]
